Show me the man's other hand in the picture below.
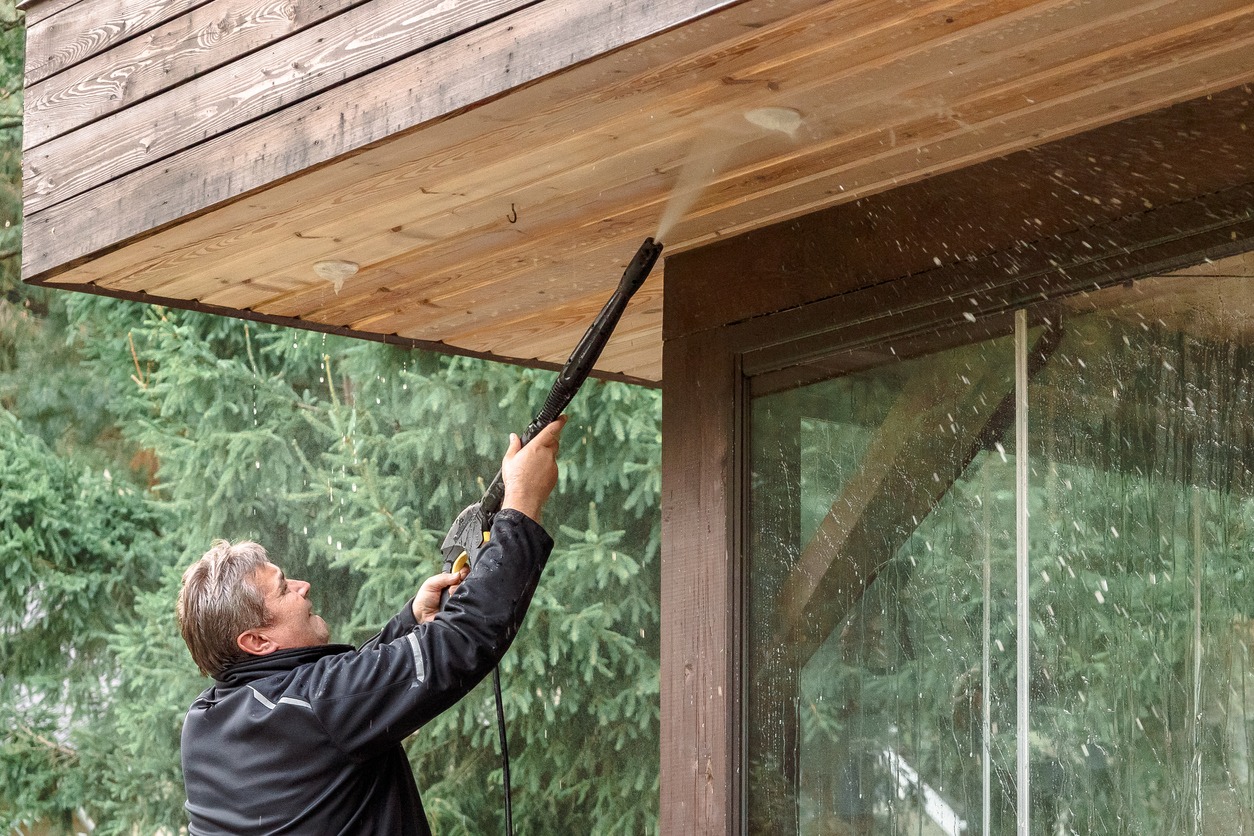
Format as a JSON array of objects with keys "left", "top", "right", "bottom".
[{"left": 412, "top": 568, "right": 469, "bottom": 622}]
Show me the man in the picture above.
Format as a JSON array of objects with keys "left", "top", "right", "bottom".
[{"left": 177, "top": 418, "right": 565, "bottom": 835}]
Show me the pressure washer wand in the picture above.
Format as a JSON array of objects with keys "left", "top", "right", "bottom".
[
  {"left": 479, "top": 236, "right": 663, "bottom": 517},
  {"left": 437, "top": 236, "right": 662, "bottom": 836},
  {"left": 440, "top": 236, "right": 663, "bottom": 582}
]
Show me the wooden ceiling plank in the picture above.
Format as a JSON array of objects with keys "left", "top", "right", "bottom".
[
  {"left": 80, "top": 0, "right": 911, "bottom": 295},
  {"left": 472, "top": 299, "right": 668, "bottom": 363},
  {"left": 259, "top": 28, "right": 1248, "bottom": 350},
  {"left": 663, "top": 46, "right": 1254, "bottom": 245},
  {"left": 58, "top": 0, "right": 1098, "bottom": 299},
  {"left": 391, "top": 89, "right": 1248, "bottom": 357},
  {"left": 24, "top": 0, "right": 1254, "bottom": 385},
  {"left": 315, "top": 221, "right": 668, "bottom": 335},
  {"left": 580, "top": 339, "right": 666, "bottom": 381},
  {"left": 347, "top": 246, "right": 657, "bottom": 341},
  {"left": 24, "top": 0, "right": 371, "bottom": 150},
  {"left": 36, "top": 0, "right": 1148, "bottom": 300},
  {"left": 193, "top": 272, "right": 319, "bottom": 309},
  {"left": 135, "top": 123, "right": 695, "bottom": 306},
  {"left": 332, "top": 40, "right": 1254, "bottom": 339}
]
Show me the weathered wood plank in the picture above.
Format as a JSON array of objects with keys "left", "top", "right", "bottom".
[
  {"left": 24, "top": 0, "right": 372, "bottom": 150},
  {"left": 23, "top": 0, "right": 545, "bottom": 212},
  {"left": 25, "top": 0, "right": 215, "bottom": 86},
  {"left": 21, "top": 0, "right": 743, "bottom": 279},
  {"left": 18, "top": 0, "right": 87, "bottom": 28}
]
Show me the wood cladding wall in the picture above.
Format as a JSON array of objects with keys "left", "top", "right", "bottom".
[
  {"left": 20, "top": 0, "right": 743, "bottom": 381},
  {"left": 19, "top": 0, "right": 1254, "bottom": 383}
]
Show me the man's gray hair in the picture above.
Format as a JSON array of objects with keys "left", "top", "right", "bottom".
[{"left": 177, "top": 540, "right": 273, "bottom": 678}]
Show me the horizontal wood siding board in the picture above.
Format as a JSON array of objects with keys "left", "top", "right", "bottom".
[
  {"left": 18, "top": 0, "right": 85, "bottom": 27},
  {"left": 663, "top": 84, "right": 1254, "bottom": 340},
  {"left": 23, "top": 0, "right": 377, "bottom": 150},
  {"left": 21, "top": 0, "right": 742, "bottom": 280},
  {"left": 23, "top": 0, "right": 548, "bottom": 211},
  {"left": 24, "top": 0, "right": 217, "bottom": 86}
]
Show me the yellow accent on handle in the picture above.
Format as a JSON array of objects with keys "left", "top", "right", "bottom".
[{"left": 451, "top": 533, "right": 489, "bottom": 575}]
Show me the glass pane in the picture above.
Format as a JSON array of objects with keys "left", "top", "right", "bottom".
[
  {"left": 746, "top": 269, "right": 1254, "bottom": 835},
  {"left": 1031, "top": 277, "right": 1254, "bottom": 834},
  {"left": 747, "top": 335, "right": 1020, "bottom": 834}
]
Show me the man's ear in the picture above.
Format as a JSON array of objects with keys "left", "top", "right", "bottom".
[{"left": 237, "top": 629, "right": 277, "bottom": 656}]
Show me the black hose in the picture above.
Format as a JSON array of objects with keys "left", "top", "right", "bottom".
[{"left": 493, "top": 668, "right": 513, "bottom": 835}]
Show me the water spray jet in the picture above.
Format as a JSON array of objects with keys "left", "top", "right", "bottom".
[{"left": 655, "top": 106, "right": 805, "bottom": 242}]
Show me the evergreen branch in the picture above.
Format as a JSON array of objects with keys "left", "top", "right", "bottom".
[
  {"left": 15, "top": 724, "right": 78, "bottom": 762},
  {"left": 128, "top": 332, "right": 149, "bottom": 389},
  {"left": 0, "top": 246, "right": 19, "bottom": 261}
]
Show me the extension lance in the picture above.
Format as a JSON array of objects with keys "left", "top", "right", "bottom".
[{"left": 438, "top": 236, "right": 663, "bottom": 833}]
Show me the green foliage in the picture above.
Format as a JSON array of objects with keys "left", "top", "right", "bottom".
[
  {"left": 4, "top": 287, "right": 662, "bottom": 833},
  {"left": 0, "top": 411, "right": 164, "bottom": 831},
  {"left": 75, "top": 565, "right": 205, "bottom": 835}
]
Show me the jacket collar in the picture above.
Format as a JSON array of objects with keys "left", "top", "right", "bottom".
[{"left": 215, "top": 643, "right": 355, "bottom": 687}]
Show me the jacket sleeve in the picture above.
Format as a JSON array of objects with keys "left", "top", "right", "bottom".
[
  {"left": 291, "top": 509, "right": 552, "bottom": 760},
  {"left": 358, "top": 601, "right": 421, "bottom": 651}
]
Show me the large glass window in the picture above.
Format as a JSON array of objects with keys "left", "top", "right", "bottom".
[{"left": 746, "top": 270, "right": 1254, "bottom": 834}]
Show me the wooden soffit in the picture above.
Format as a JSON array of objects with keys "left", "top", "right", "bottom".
[{"left": 20, "top": 0, "right": 1254, "bottom": 384}]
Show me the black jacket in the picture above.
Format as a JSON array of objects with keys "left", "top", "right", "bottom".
[{"left": 181, "top": 510, "right": 553, "bottom": 835}]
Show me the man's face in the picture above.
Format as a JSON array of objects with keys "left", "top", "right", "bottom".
[{"left": 251, "top": 562, "right": 331, "bottom": 651}]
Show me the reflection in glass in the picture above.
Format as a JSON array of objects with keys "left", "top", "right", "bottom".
[{"left": 745, "top": 271, "right": 1254, "bottom": 834}]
